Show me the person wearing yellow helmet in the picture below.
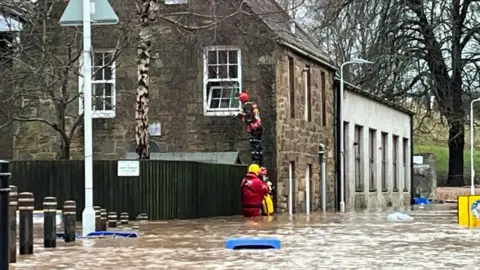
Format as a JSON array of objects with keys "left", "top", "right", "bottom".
[{"left": 240, "top": 164, "right": 269, "bottom": 217}]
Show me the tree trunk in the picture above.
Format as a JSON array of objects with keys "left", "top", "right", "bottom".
[
  {"left": 136, "top": 27, "right": 150, "bottom": 160},
  {"left": 447, "top": 118, "right": 465, "bottom": 186},
  {"left": 136, "top": 1, "right": 158, "bottom": 160},
  {"left": 59, "top": 138, "right": 71, "bottom": 160}
]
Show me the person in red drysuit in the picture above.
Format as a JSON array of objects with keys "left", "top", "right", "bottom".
[
  {"left": 235, "top": 92, "right": 263, "bottom": 165},
  {"left": 241, "top": 163, "right": 269, "bottom": 217}
]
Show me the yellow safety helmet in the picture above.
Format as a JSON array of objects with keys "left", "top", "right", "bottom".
[{"left": 248, "top": 163, "right": 261, "bottom": 175}]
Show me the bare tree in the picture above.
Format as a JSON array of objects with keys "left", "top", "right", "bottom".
[
  {"left": 134, "top": 0, "right": 247, "bottom": 159},
  {"left": 0, "top": 0, "right": 129, "bottom": 159},
  {"left": 314, "top": 0, "right": 480, "bottom": 186}
]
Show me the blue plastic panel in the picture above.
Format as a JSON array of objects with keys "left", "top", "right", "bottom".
[
  {"left": 85, "top": 231, "right": 139, "bottom": 238},
  {"left": 225, "top": 238, "right": 281, "bottom": 249}
]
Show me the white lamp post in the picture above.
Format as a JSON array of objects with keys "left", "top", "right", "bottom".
[
  {"left": 470, "top": 98, "right": 480, "bottom": 195},
  {"left": 339, "top": 58, "right": 374, "bottom": 213}
]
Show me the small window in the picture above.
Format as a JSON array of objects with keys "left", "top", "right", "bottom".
[
  {"left": 203, "top": 46, "right": 241, "bottom": 116},
  {"left": 164, "top": 0, "right": 187, "bottom": 4},
  {"left": 289, "top": 161, "right": 296, "bottom": 214},
  {"left": 304, "top": 66, "right": 312, "bottom": 121},
  {"left": 78, "top": 50, "right": 117, "bottom": 118},
  {"left": 288, "top": 57, "right": 295, "bottom": 118},
  {"left": 381, "top": 132, "right": 388, "bottom": 191},
  {"left": 369, "top": 129, "right": 376, "bottom": 191},
  {"left": 354, "top": 125, "right": 363, "bottom": 191},
  {"left": 321, "top": 71, "right": 326, "bottom": 126},
  {"left": 403, "top": 138, "right": 409, "bottom": 191},
  {"left": 393, "top": 135, "right": 399, "bottom": 191}
]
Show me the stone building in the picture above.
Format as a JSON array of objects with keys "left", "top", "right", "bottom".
[
  {"left": 338, "top": 80, "right": 414, "bottom": 210},
  {"left": 4, "top": 0, "right": 337, "bottom": 212},
  {"left": 0, "top": 7, "right": 23, "bottom": 159}
]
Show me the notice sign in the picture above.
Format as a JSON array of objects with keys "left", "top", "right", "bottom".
[{"left": 117, "top": 160, "right": 140, "bottom": 177}]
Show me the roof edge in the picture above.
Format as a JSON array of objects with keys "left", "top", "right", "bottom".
[
  {"left": 277, "top": 38, "right": 337, "bottom": 71},
  {"left": 333, "top": 78, "right": 415, "bottom": 116}
]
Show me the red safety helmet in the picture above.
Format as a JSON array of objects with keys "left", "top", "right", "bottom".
[
  {"left": 239, "top": 92, "right": 249, "bottom": 103},
  {"left": 259, "top": 167, "right": 267, "bottom": 176}
]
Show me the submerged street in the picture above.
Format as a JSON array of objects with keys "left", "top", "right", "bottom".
[{"left": 11, "top": 208, "right": 475, "bottom": 269}]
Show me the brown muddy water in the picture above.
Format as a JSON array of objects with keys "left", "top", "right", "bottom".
[{"left": 10, "top": 209, "right": 478, "bottom": 269}]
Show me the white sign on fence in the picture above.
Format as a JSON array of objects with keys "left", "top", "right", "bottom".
[
  {"left": 413, "top": 155, "right": 424, "bottom": 165},
  {"left": 117, "top": 160, "right": 140, "bottom": 177}
]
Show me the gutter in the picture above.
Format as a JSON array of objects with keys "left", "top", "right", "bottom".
[
  {"left": 410, "top": 114, "right": 414, "bottom": 205},
  {"left": 276, "top": 39, "right": 337, "bottom": 71}
]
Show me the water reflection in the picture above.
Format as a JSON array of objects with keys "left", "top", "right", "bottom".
[{"left": 11, "top": 209, "right": 478, "bottom": 269}]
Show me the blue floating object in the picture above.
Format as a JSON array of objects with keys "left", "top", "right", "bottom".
[
  {"left": 414, "top": 197, "right": 431, "bottom": 205},
  {"left": 225, "top": 238, "right": 281, "bottom": 250},
  {"left": 85, "top": 231, "right": 139, "bottom": 238},
  {"left": 56, "top": 232, "right": 79, "bottom": 239}
]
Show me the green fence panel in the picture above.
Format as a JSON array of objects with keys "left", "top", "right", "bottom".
[{"left": 8, "top": 160, "right": 247, "bottom": 221}]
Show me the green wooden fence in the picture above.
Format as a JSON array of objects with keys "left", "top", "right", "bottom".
[{"left": 8, "top": 160, "right": 247, "bottom": 220}]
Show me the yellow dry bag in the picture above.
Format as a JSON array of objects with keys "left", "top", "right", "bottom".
[{"left": 262, "top": 194, "right": 274, "bottom": 216}]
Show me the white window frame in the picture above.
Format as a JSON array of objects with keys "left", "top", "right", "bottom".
[
  {"left": 78, "top": 49, "right": 117, "bottom": 118},
  {"left": 303, "top": 67, "right": 310, "bottom": 121},
  {"left": 203, "top": 45, "right": 242, "bottom": 116},
  {"left": 164, "top": 0, "right": 187, "bottom": 4}
]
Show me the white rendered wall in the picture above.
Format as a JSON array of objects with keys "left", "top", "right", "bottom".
[{"left": 343, "top": 90, "right": 412, "bottom": 209}]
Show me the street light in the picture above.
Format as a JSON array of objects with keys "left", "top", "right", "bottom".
[
  {"left": 339, "top": 58, "right": 374, "bottom": 213},
  {"left": 470, "top": 98, "right": 480, "bottom": 195}
]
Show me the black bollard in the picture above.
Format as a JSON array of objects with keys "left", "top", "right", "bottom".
[
  {"left": 18, "top": 192, "right": 34, "bottom": 255},
  {"left": 107, "top": 212, "right": 117, "bottom": 228},
  {"left": 63, "top": 200, "right": 76, "bottom": 243},
  {"left": 8, "top": 185, "right": 18, "bottom": 263},
  {"left": 100, "top": 209, "right": 107, "bottom": 231},
  {"left": 94, "top": 206, "right": 101, "bottom": 231},
  {"left": 120, "top": 212, "right": 129, "bottom": 225},
  {"left": 0, "top": 160, "right": 11, "bottom": 270},
  {"left": 43, "top": 197, "right": 57, "bottom": 248},
  {"left": 137, "top": 213, "right": 148, "bottom": 223}
]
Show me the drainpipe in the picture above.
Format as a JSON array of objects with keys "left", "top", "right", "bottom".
[
  {"left": 410, "top": 114, "right": 414, "bottom": 205},
  {"left": 319, "top": 144, "right": 326, "bottom": 212},
  {"left": 305, "top": 164, "right": 310, "bottom": 215}
]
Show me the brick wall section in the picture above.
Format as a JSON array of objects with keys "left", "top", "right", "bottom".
[{"left": 274, "top": 47, "right": 336, "bottom": 212}]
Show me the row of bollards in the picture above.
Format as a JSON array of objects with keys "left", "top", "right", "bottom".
[{"left": 9, "top": 191, "right": 78, "bottom": 260}]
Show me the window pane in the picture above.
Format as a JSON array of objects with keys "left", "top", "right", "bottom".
[
  {"left": 230, "top": 97, "right": 239, "bottom": 108},
  {"left": 105, "top": 83, "right": 112, "bottom": 97},
  {"left": 94, "top": 53, "right": 103, "bottom": 66},
  {"left": 211, "top": 88, "right": 221, "bottom": 98},
  {"left": 228, "top": 65, "right": 237, "bottom": 78},
  {"left": 104, "top": 97, "right": 112, "bottom": 110},
  {"left": 93, "top": 96, "right": 104, "bottom": 111},
  {"left": 210, "top": 99, "right": 220, "bottom": 109},
  {"left": 93, "top": 84, "right": 104, "bottom": 97},
  {"left": 208, "top": 51, "right": 217, "bottom": 65},
  {"left": 218, "top": 65, "right": 227, "bottom": 78},
  {"left": 208, "top": 66, "right": 217, "bottom": 79},
  {"left": 104, "top": 53, "right": 113, "bottom": 65},
  {"left": 104, "top": 66, "right": 112, "bottom": 80},
  {"left": 228, "top": 51, "right": 237, "bottom": 63},
  {"left": 220, "top": 99, "right": 230, "bottom": 108},
  {"left": 94, "top": 68, "right": 103, "bottom": 80},
  {"left": 218, "top": 51, "right": 227, "bottom": 64}
]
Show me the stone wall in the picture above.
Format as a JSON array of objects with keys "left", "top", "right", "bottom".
[
  {"left": 12, "top": 1, "right": 279, "bottom": 173},
  {"left": 413, "top": 153, "right": 437, "bottom": 200},
  {"left": 274, "top": 47, "right": 336, "bottom": 212}
]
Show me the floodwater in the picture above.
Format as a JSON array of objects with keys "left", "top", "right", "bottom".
[{"left": 10, "top": 208, "right": 479, "bottom": 269}]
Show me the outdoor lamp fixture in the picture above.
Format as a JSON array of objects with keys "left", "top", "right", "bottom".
[
  {"left": 339, "top": 58, "right": 374, "bottom": 213},
  {"left": 470, "top": 98, "right": 480, "bottom": 195}
]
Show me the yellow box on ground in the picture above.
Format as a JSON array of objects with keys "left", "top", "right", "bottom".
[
  {"left": 458, "top": 195, "right": 469, "bottom": 226},
  {"left": 468, "top": 195, "right": 480, "bottom": 227}
]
